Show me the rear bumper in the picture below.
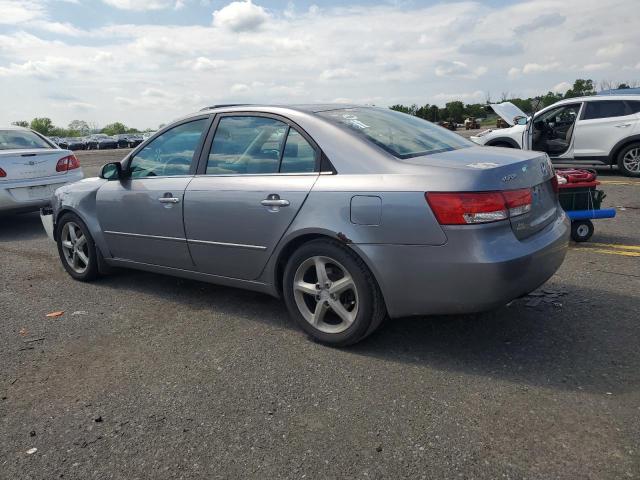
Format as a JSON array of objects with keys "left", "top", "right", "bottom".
[
  {"left": 0, "top": 170, "right": 84, "bottom": 213},
  {"left": 354, "top": 211, "right": 570, "bottom": 318}
]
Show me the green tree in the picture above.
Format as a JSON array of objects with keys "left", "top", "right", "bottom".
[
  {"left": 445, "top": 101, "right": 464, "bottom": 123},
  {"left": 30, "top": 118, "right": 54, "bottom": 135},
  {"left": 564, "top": 79, "right": 596, "bottom": 98},
  {"left": 101, "top": 122, "right": 128, "bottom": 135},
  {"left": 69, "top": 120, "right": 90, "bottom": 135},
  {"left": 390, "top": 104, "right": 417, "bottom": 115},
  {"left": 12, "top": 120, "right": 29, "bottom": 128}
]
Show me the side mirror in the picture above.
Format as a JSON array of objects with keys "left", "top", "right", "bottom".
[
  {"left": 514, "top": 115, "right": 527, "bottom": 126},
  {"left": 100, "top": 162, "right": 123, "bottom": 180}
]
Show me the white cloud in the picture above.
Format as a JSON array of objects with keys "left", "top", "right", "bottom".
[
  {"left": 1, "top": 0, "right": 639, "bottom": 128},
  {"left": 583, "top": 62, "right": 612, "bottom": 71},
  {"left": 596, "top": 43, "right": 624, "bottom": 58},
  {"left": 212, "top": 0, "right": 270, "bottom": 32},
  {"left": 435, "top": 61, "right": 487, "bottom": 79},
  {"left": 521, "top": 62, "right": 561, "bottom": 74},
  {"left": 0, "top": 0, "right": 46, "bottom": 24},
  {"left": 101, "top": 0, "right": 179, "bottom": 10},
  {"left": 551, "top": 81, "right": 572, "bottom": 94}
]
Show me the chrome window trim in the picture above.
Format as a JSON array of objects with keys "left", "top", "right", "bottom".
[
  {"left": 187, "top": 239, "right": 267, "bottom": 250},
  {"left": 105, "top": 230, "right": 267, "bottom": 251}
]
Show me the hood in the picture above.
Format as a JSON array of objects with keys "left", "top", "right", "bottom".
[{"left": 489, "top": 102, "right": 527, "bottom": 126}]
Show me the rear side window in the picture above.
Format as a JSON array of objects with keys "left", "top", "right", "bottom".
[
  {"left": 626, "top": 101, "right": 640, "bottom": 114},
  {"left": 583, "top": 101, "right": 628, "bottom": 120},
  {"left": 206, "top": 116, "right": 317, "bottom": 174},
  {"left": 0, "top": 130, "right": 52, "bottom": 150},
  {"left": 317, "top": 107, "right": 470, "bottom": 159}
]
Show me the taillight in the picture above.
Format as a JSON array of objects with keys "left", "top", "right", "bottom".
[
  {"left": 56, "top": 155, "right": 80, "bottom": 172},
  {"left": 426, "top": 188, "right": 533, "bottom": 225},
  {"left": 0, "top": 167, "right": 6, "bottom": 178}
]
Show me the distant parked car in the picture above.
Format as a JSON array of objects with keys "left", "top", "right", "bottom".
[
  {"left": 86, "top": 134, "right": 117, "bottom": 150},
  {"left": 142, "top": 131, "right": 155, "bottom": 141},
  {"left": 114, "top": 134, "right": 143, "bottom": 149},
  {"left": 41, "top": 105, "right": 568, "bottom": 346},
  {"left": 0, "top": 126, "right": 83, "bottom": 214},
  {"left": 65, "top": 138, "right": 87, "bottom": 151},
  {"left": 470, "top": 95, "right": 640, "bottom": 177}
]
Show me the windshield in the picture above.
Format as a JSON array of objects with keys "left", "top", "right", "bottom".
[
  {"left": 0, "top": 130, "right": 52, "bottom": 150},
  {"left": 317, "top": 107, "right": 471, "bottom": 159}
]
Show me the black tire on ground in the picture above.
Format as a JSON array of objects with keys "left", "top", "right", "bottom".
[
  {"left": 56, "top": 212, "right": 100, "bottom": 281},
  {"left": 616, "top": 142, "right": 640, "bottom": 177},
  {"left": 283, "top": 239, "right": 387, "bottom": 347},
  {"left": 571, "top": 220, "right": 594, "bottom": 242}
]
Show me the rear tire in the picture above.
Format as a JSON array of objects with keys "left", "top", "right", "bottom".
[
  {"left": 617, "top": 142, "right": 640, "bottom": 177},
  {"left": 283, "top": 239, "right": 387, "bottom": 347},
  {"left": 571, "top": 220, "right": 594, "bottom": 242},
  {"left": 56, "top": 213, "right": 100, "bottom": 281}
]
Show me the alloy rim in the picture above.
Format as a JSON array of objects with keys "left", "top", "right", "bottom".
[
  {"left": 60, "top": 221, "right": 89, "bottom": 274},
  {"left": 293, "top": 256, "right": 359, "bottom": 334},
  {"left": 622, "top": 148, "right": 640, "bottom": 173}
]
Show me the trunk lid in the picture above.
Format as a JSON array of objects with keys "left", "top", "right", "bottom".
[
  {"left": 404, "top": 147, "right": 559, "bottom": 240},
  {"left": 0, "top": 149, "right": 72, "bottom": 181}
]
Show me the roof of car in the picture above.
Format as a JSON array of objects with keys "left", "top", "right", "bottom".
[
  {"left": 200, "top": 103, "right": 363, "bottom": 113},
  {"left": 556, "top": 94, "right": 640, "bottom": 104}
]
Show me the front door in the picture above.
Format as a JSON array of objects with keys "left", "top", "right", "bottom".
[
  {"left": 530, "top": 103, "right": 582, "bottom": 158},
  {"left": 96, "top": 117, "right": 210, "bottom": 268},
  {"left": 184, "top": 114, "right": 320, "bottom": 280}
]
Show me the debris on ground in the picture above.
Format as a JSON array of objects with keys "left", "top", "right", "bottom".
[
  {"left": 26, "top": 448, "right": 37, "bottom": 455},
  {"left": 524, "top": 288, "right": 569, "bottom": 309},
  {"left": 72, "top": 311, "right": 88, "bottom": 316},
  {"left": 46, "top": 311, "right": 64, "bottom": 318},
  {"left": 19, "top": 327, "right": 28, "bottom": 336}
]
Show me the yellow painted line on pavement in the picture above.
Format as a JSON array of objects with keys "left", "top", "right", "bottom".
[
  {"left": 571, "top": 241, "right": 640, "bottom": 257},
  {"left": 587, "top": 242, "right": 640, "bottom": 252},
  {"left": 574, "top": 247, "right": 640, "bottom": 257},
  {"left": 599, "top": 180, "right": 640, "bottom": 186}
]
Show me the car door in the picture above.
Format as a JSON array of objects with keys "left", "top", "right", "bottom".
[
  {"left": 528, "top": 103, "right": 582, "bottom": 158},
  {"left": 96, "top": 116, "right": 211, "bottom": 269},
  {"left": 184, "top": 113, "right": 320, "bottom": 280},
  {"left": 573, "top": 100, "right": 640, "bottom": 159}
]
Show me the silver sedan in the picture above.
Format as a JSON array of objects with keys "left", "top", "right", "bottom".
[
  {"left": 41, "top": 105, "right": 569, "bottom": 346},
  {"left": 1, "top": 127, "right": 83, "bottom": 214}
]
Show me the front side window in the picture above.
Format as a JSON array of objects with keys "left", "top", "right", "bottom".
[
  {"left": 206, "top": 116, "right": 317, "bottom": 174},
  {"left": 317, "top": 107, "right": 471, "bottom": 159},
  {"left": 583, "top": 100, "right": 628, "bottom": 120},
  {"left": 0, "top": 130, "right": 52, "bottom": 150},
  {"left": 537, "top": 104, "right": 581, "bottom": 124},
  {"left": 627, "top": 101, "right": 640, "bottom": 114},
  {"left": 129, "top": 118, "right": 208, "bottom": 178}
]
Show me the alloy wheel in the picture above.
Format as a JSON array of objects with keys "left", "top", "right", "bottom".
[
  {"left": 623, "top": 148, "right": 640, "bottom": 173},
  {"left": 60, "top": 221, "right": 90, "bottom": 274},
  {"left": 292, "top": 256, "right": 359, "bottom": 334}
]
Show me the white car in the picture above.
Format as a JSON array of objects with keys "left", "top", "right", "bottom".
[
  {"left": 0, "top": 126, "right": 84, "bottom": 214},
  {"left": 470, "top": 95, "right": 640, "bottom": 177}
]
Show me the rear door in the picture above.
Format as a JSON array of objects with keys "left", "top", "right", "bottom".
[
  {"left": 96, "top": 117, "right": 210, "bottom": 269},
  {"left": 573, "top": 100, "right": 638, "bottom": 159},
  {"left": 184, "top": 113, "right": 320, "bottom": 280}
]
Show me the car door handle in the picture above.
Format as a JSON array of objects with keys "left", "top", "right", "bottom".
[
  {"left": 615, "top": 123, "right": 632, "bottom": 128},
  {"left": 158, "top": 197, "right": 180, "bottom": 203},
  {"left": 261, "top": 199, "right": 290, "bottom": 207}
]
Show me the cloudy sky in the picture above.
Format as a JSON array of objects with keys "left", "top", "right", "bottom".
[{"left": 0, "top": 0, "right": 638, "bottom": 130}]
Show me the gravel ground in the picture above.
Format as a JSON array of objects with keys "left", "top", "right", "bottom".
[{"left": 1, "top": 147, "right": 639, "bottom": 479}]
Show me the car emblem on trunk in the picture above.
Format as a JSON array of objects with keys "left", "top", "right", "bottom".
[{"left": 541, "top": 161, "right": 549, "bottom": 177}]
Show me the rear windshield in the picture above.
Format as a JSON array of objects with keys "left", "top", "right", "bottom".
[
  {"left": 317, "top": 107, "right": 471, "bottom": 159},
  {"left": 0, "top": 130, "right": 52, "bottom": 150}
]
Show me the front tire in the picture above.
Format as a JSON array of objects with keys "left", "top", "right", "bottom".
[
  {"left": 56, "top": 213, "right": 99, "bottom": 281},
  {"left": 283, "top": 239, "right": 387, "bottom": 346},
  {"left": 617, "top": 142, "right": 640, "bottom": 177}
]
